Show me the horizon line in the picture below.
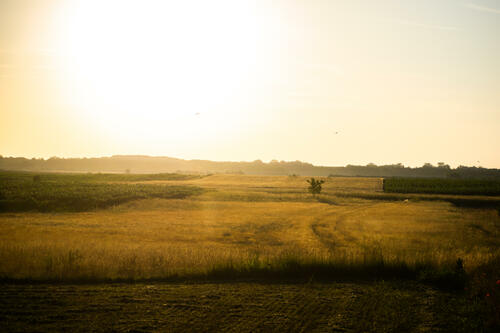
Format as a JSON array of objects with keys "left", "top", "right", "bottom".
[{"left": 0, "top": 154, "right": 496, "bottom": 170}]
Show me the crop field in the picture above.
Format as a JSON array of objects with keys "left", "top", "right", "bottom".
[
  {"left": 0, "top": 171, "right": 204, "bottom": 212},
  {"left": 1, "top": 172, "right": 499, "bottom": 331},
  {"left": 383, "top": 177, "right": 500, "bottom": 196}
]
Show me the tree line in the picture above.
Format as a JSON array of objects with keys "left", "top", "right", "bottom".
[{"left": 1, "top": 155, "right": 499, "bottom": 179}]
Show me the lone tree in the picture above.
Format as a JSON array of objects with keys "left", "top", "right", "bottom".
[{"left": 306, "top": 178, "right": 325, "bottom": 197}]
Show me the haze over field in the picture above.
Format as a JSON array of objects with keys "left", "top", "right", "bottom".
[
  {"left": 2, "top": 2, "right": 500, "bottom": 331},
  {"left": 1, "top": 0, "right": 499, "bottom": 167}
]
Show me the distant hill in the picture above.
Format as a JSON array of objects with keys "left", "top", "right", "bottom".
[{"left": 1, "top": 155, "right": 499, "bottom": 179}]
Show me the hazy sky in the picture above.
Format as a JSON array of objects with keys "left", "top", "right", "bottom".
[{"left": 1, "top": 0, "right": 499, "bottom": 167}]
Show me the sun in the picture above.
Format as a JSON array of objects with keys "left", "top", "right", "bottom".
[{"left": 55, "top": 0, "right": 264, "bottom": 136}]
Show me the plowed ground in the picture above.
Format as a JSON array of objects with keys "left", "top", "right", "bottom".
[{"left": 0, "top": 282, "right": 476, "bottom": 332}]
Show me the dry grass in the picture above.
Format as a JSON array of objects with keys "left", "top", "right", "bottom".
[{"left": 143, "top": 174, "right": 383, "bottom": 194}]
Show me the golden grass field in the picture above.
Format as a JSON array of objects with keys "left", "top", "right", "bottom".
[{"left": 1, "top": 174, "right": 498, "bottom": 281}]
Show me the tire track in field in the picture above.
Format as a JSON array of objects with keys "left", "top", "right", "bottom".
[{"left": 310, "top": 203, "right": 380, "bottom": 253}]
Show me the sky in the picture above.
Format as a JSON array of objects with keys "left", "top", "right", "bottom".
[{"left": 0, "top": 0, "right": 499, "bottom": 168}]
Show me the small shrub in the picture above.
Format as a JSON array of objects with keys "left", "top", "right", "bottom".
[{"left": 306, "top": 178, "right": 325, "bottom": 197}]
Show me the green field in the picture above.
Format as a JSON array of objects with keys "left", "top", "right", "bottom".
[
  {"left": 0, "top": 171, "right": 204, "bottom": 212},
  {"left": 1, "top": 172, "right": 499, "bottom": 331},
  {"left": 383, "top": 177, "right": 500, "bottom": 196}
]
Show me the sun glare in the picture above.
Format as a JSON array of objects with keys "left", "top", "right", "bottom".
[{"left": 55, "top": 0, "right": 266, "bottom": 137}]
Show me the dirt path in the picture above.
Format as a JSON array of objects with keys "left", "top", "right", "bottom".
[{"left": 0, "top": 281, "right": 464, "bottom": 332}]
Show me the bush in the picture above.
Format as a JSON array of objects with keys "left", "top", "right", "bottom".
[{"left": 306, "top": 178, "right": 325, "bottom": 196}]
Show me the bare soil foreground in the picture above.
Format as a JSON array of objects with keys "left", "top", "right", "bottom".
[{"left": 0, "top": 281, "right": 478, "bottom": 332}]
